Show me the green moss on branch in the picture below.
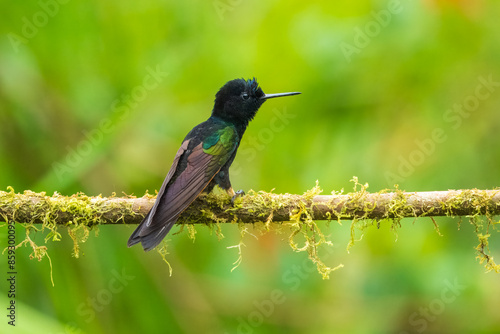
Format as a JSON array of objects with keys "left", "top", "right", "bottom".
[{"left": 1, "top": 182, "right": 500, "bottom": 278}]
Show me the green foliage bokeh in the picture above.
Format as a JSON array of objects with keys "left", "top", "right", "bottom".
[{"left": 1, "top": 1, "right": 500, "bottom": 333}]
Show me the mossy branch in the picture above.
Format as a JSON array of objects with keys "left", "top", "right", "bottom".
[
  {"left": 2, "top": 184, "right": 500, "bottom": 278},
  {"left": 1, "top": 188, "right": 499, "bottom": 226}
]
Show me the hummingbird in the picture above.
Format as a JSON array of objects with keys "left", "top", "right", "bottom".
[{"left": 127, "top": 78, "right": 300, "bottom": 251}]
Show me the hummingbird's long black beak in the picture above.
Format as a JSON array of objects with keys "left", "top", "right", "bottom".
[{"left": 260, "top": 92, "right": 301, "bottom": 100}]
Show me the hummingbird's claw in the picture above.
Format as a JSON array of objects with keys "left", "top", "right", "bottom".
[{"left": 231, "top": 190, "right": 245, "bottom": 205}]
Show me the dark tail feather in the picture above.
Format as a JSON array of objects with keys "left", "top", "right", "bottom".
[
  {"left": 127, "top": 210, "right": 151, "bottom": 248},
  {"left": 127, "top": 211, "right": 177, "bottom": 251},
  {"left": 127, "top": 226, "right": 145, "bottom": 248}
]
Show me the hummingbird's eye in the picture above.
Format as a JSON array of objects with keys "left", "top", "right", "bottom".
[{"left": 241, "top": 92, "right": 249, "bottom": 100}]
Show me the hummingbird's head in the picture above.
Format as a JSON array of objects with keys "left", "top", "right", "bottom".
[{"left": 212, "top": 78, "right": 300, "bottom": 126}]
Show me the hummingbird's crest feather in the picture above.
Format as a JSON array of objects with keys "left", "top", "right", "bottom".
[{"left": 246, "top": 77, "right": 260, "bottom": 94}]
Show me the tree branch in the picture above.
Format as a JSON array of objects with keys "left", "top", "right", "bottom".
[{"left": 1, "top": 188, "right": 499, "bottom": 226}]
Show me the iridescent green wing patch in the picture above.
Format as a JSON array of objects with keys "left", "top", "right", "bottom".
[{"left": 202, "top": 126, "right": 237, "bottom": 157}]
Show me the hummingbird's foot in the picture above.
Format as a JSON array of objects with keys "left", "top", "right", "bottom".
[{"left": 231, "top": 190, "right": 245, "bottom": 205}]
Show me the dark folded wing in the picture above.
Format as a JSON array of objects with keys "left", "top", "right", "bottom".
[
  {"left": 128, "top": 125, "right": 237, "bottom": 251},
  {"left": 127, "top": 139, "right": 190, "bottom": 249}
]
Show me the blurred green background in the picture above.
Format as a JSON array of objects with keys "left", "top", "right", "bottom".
[{"left": 1, "top": 0, "right": 500, "bottom": 333}]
